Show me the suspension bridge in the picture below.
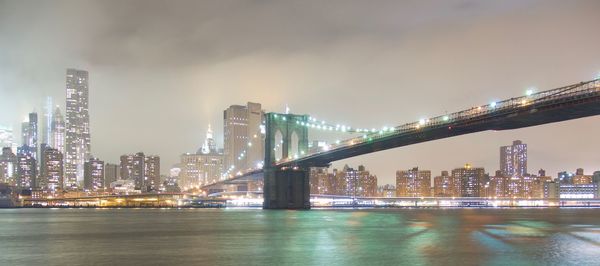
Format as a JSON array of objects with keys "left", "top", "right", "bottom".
[{"left": 203, "top": 77, "right": 600, "bottom": 209}]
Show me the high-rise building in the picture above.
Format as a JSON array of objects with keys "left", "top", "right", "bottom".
[
  {"left": 396, "top": 167, "right": 431, "bottom": 197},
  {"left": 104, "top": 163, "right": 119, "bottom": 186},
  {"left": 120, "top": 153, "right": 145, "bottom": 191},
  {"left": 42, "top": 96, "right": 54, "bottom": 146},
  {"left": 84, "top": 158, "right": 104, "bottom": 191},
  {"left": 0, "top": 125, "right": 16, "bottom": 153},
  {"left": 433, "top": 171, "right": 458, "bottom": 197},
  {"left": 51, "top": 106, "right": 65, "bottom": 153},
  {"left": 145, "top": 155, "right": 160, "bottom": 192},
  {"left": 500, "top": 140, "right": 527, "bottom": 177},
  {"left": 65, "top": 68, "right": 91, "bottom": 189},
  {"left": 21, "top": 112, "right": 38, "bottom": 162},
  {"left": 16, "top": 145, "right": 37, "bottom": 189},
  {"left": 0, "top": 147, "right": 17, "bottom": 184},
  {"left": 223, "top": 102, "right": 264, "bottom": 174},
  {"left": 452, "top": 164, "right": 485, "bottom": 197},
  {"left": 41, "top": 148, "right": 63, "bottom": 192},
  {"left": 330, "top": 165, "right": 378, "bottom": 197}
]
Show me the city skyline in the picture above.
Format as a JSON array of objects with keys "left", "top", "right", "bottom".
[{"left": 1, "top": 1, "right": 600, "bottom": 184}]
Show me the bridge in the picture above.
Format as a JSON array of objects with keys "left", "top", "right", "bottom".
[{"left": 203, "top": 78, "right": 600, "bottom": 209}]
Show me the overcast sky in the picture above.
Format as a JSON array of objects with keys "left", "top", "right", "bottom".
[{"left": 1, "top": 0, "right": 599, "bottom": 184}]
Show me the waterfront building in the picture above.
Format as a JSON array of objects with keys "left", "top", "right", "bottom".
[
  {"left": 84, "top": 158, "right": 104, "bottom": 191},
  {"left": 333, "top": 165, "right": 378, "bottom": 197},
  {"left": 16, "top": 145, "right": 37, "bottom": 189},
  {"left": 396, "top": 167, "right": 431, "bottom": 197},
  {"left": 500, "top": 140, "right": 527, "bottom": 177},
  {"left": 145, "top": 155, "right": 160, "bottom": 191},
  {"left": 543, "top": 181, "right": 559, "bottom": 199},
  {"left": 433, "top": 171, "right": 457, "bottom": 197},
  {"left": 223, "top": 102, "right": 264, "bottom": 174},
  {"left": 378, "top": 184, "right": 396, "bottom": 198},
  {"left": 41, "top": 148, "right": 63, "bottom": 192},
  {"left": 120, "top": 152, "right": 145, "bottom": 191},
  {"left": 309, "top": 167, "right": 332, "bottom": 195},
  {"left": 50, "top": 106, "right": 65, "bottom": 153},
  {"left": 559, "top": 184, "right": 599, "bottom": 199},
  {"left": 104, "top": 163, "right": 119, "bottom": 186},
  {"left": 572, "top": 168, "right": 593, "bottom": 185},
  {"left": 65, "top": 68, "right": 91, "bottom": 189},
  {"left": 452, "top": 164, "right": 485, "bottom": 197},
  {"left": 593, "top": 171, "right": 600, "bottom": 183},
  {"left": 0, "top": 147, "right": 17, "bottom": 185},
  {"left": 110, "top": 179, "right": 136, "bottom": 194},
  {"left": 558, "top": 171, "right": 574, "bottom": 184}
]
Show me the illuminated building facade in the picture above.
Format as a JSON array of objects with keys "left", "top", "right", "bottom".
[
  {"left": 433, "top": 170, "right": 458, "bottom": 197},
  {"left": 16, "top": 145, "right": 37, "bottom": 189},
  {"left": 223, "top": 102, "right": 264, "bottom": 174},
  {"left": 41, "top": 148, "right": 63, "bottom": 192},
  {"left": 84, "top": 158, "right": 104, "bottom": 191},
  {"left": 500, "top": 140, "right": 527, "bottom": 177},
  {"left": 51, "top": 106, "right": 65, "bottom": 153},
  {"left": 65, "top": 68, "right": 91, "bottom": 189},
  {"left": 396, "top": 167, "right": 431, "bottom": 197},
  {"left": 452, "top": 164, "right": 485, "bottom": 197},
  {"left": 0, "top": 147, "right": 17, "bottom": 184}
]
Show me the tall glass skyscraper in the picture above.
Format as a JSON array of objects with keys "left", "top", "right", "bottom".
[{"left": 65, "top": 68, "right": 91, "bottom": 189}]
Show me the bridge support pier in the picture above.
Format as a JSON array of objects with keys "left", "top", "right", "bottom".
[{"left": 263, "top": 168, "right": 310, "bottom": 209}]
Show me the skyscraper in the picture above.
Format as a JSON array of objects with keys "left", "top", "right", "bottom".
[
  {"left": 84, "top": 158, "right": 104, "bottom": 191},
  {"left": 51, "top": 106, "right": 65, "bottom": 153},
  {"left": 42, "top": 96, "right": 54, "bottom": 146},
  {"left": 223, "top": 102, "right": 264, "bottom": 174},
  {"left": 42, "top": 148, "right": 63, "bottom": 192},
  {"left": 16, "top": 145, "right": 37, "bottom": 189},
  {"left": 65, "top": 68, "right": 91, "bottom": 189},
  {"left": 500, "top": 140, "right": 527, "bottom": 177},
  {"left": 21, "top": 112, "right": 38, "bottom": 161}
]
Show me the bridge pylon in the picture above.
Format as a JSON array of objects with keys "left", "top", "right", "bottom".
[{"left": 263, "top": 112, "right": 311, "bottom": 209}]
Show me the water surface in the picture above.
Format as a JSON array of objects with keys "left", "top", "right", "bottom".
[{"left": 0, "top": 208, "right": 599, "bottom": 265}]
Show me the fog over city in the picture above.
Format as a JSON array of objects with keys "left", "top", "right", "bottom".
[{"left": 1, "top": 0, "right": 599, "bottom": 183}]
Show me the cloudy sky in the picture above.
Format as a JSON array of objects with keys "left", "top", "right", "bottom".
[{"left": 1, "top": 0, "right": 599, "bottom": 184}]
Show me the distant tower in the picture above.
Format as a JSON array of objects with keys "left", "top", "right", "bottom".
[
  {"left": 51, "top": 106, "right": 65, "bottom": 153},
  {"left": 65, "top": 68, "right": 91, "bottom": 189},
  {"left": 42, "top": 96, "right": 54, "bottom": 146},
  {"left": 500, "top": 140, "right": 527, "bottom": 177},
  {"left": 201, "top": 124, "right": 217, "bottom": 154}
]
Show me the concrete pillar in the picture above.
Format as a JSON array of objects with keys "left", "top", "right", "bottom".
[{"left": 263, "top": 168, "right": 310, "bottom": 209}]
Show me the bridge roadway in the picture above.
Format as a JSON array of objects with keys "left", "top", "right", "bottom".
[{"left": 204, "top": 78, "right": 600, "bottom": 189}]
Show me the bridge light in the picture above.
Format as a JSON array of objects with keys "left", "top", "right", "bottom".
[
  {"left": 490, "top": 102, "right": 497, "bottom": 108},
  {"left": 443, "top": 116, "right": 449, "bottom": 121},
  {"left": 335, "top": 140, "right": 340, "bottom": 144},
  {"left": 521, "top": 99, "right": 528, "bottom": 105},
  {"left": 321, "top": 121, "right": 325, "bottom": 125},
  {"left": 416, "top": 124, "right": 421, "bottom": 129},
  {"left": 371, "top": 128, "right": 376, "bottom": 133},
  {"left": 419, "top": 119, "right": 426, "bottom": 125},
  {"left": 248, "top": 142, "right": 252, "bottom": 147},
  {"left": 282, "top": 117, "right": 286, "bottom": 121},
  {"left": 274, "top": 114, "right": 278, "bottom": 118},
  {"left": 526, "top": 88, "right": 535, "bottom": 96},
  {"left": 363, "top": 135, "right": 367, "bottom": 139}
]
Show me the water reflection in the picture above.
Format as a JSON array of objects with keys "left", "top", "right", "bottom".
[{"left": 0, "top": 208, "right": 598, "bottom": 265}]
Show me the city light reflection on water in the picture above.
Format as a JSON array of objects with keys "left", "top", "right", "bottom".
[{"left": 0, "top": 208, "right": 598, "bottom": 265}]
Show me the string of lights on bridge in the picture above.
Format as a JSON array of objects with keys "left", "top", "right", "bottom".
[{"left": 218, "top": 75, "right": 600, "bottom": 180}]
